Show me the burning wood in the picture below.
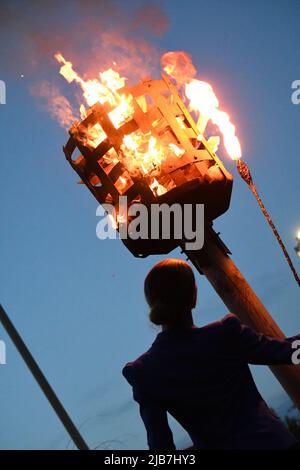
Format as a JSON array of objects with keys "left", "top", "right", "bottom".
[
  {"left": 59, "top": 52, "right": 235, "bottom": 255},
  {"left": 58, "top": 51, "right": 299, "bottom": 283}
]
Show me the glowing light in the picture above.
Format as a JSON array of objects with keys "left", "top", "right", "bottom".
[{"left": 162, "top": 51, "right": 242, "bottom": 160}]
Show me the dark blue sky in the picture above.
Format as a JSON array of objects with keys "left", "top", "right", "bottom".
[{"left": 0, "top": 0, "right": 299, "bottom": 449}]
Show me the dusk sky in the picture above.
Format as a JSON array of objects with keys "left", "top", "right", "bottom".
[{"left": 0, "top": 0, "right": 299, "bottom": 449}]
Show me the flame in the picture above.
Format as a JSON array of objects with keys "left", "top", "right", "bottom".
[
  {"left": 162, "top": 51, "right": 242, "bottom": 161},
  {"left": 55, "top": 52, "right": 134, "bottom": 138},
  {"left": 55, "top": 52, "right": 185, "bottom": 194},
  {"left": 150, "top": 178, "right": 167, "bottom": 196},
  {"left": 55, "top": 50, "right": 241, "bottom": 198},
  {"left": 161, "top": 51, "right": 196, "bottom": 86},
  {"left": 168, "top": 143, "right": 185, "bottom": 157},
  {"left": 185, "top": 80, "right": 241, "bottom": 160},
  {"left": 121, "top": 133, "right": 166, "bottom": 176}
]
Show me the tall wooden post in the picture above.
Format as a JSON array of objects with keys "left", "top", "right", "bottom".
[{"left": 183, "top": 226, "right": 300, "bottom": 409}]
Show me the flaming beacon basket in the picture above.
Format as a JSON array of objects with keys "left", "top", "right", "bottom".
[{"left": 63, "top": 74, "right": 233, "bottom": 257}]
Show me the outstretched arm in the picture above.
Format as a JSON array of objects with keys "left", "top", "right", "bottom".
[{"left": 223, "top": 314, "right": 300, "bottom": 365}]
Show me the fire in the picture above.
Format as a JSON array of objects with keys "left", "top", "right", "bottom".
[
  {"left": 161, "top": 51, "right": 242, "bottom": 161},
  {"left": 55, "top": 52, "right": 187, "bottom": 194},
  {"left": 150, "top": 178, "right": 167, "bottom": 196},
  {"left": 55, "top": 50, "right": 242, "bottom": 196},
  {"left": 121, "top": 133, "right": 165, "bottom": 176},
  {"left": 55, "top": 52, "right": 133, "bottom": 129},
  {"left": 184, "top": 80, "right": 241, "bottom": 160}
]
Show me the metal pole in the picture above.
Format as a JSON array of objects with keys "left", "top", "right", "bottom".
[
  {"left": 0, "top": 304, "right": 89, "bottom": 450},
  {"left": 183, "top": 226, "right": 300, "bottom": 409}
]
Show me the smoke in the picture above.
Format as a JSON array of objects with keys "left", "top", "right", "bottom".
[
  {"left": 0, "top": 0, "right": 169, "bottom": 79},
  {"left": 161, "top": 50, "right": 196, "bottom": 86},
  {"left": 132, "top": 4, "right": 169, "bottom": 37},
  {"left": 0, "top": 0, "right": 170, "bottom": 132},
  {"left": 86, "top": 30, "right": 161, "bottom": 82},
  {"left": 31, "top": 81, "right": 78, "bottom": 129}
]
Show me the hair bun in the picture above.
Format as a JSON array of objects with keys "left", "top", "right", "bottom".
[
  {"left": 149, "top": 301, "right": 186, "bottom": 326},
  {"left": 149, "top": 302, "right": 171, "bottom": 326}
]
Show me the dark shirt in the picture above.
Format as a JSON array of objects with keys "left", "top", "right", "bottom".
[{"left": 122, "top": 314, "right": 300, "bottom": 450}]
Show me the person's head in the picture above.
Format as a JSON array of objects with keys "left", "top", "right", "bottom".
[{"left": 144, "top": 258, "right": 197, "bottom": 329}]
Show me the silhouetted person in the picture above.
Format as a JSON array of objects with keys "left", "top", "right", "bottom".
[{"left": 122, "top": 259, "right": 300, "bottom": 450}]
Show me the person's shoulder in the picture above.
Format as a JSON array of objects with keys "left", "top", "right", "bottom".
[
  {"left": 200, "top": 313, "right": 240, "bottom": 332},
  {"left": 198, "top": 314, "right": 241, "bottom": 342},
  {"left": 122, "top": 348, "right": 153, "bottom": 384},
  {"left": 219, "top": 313, "right": 243, "bottom": 339},
  {"left": 199, "top": 314, "right": 242, "bottom": 352},
  {"left": 221, "top": 313, "right": 241, "bottom": 327}
]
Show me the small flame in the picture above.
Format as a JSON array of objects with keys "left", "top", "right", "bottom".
[
  {"left": 168, "top": 143, "right": 185, "bottom": 157},
  {"left": 107, "top": 212, "right": 127, "bottom": 230},
  {"left": 150, "top": 178, "right": 167, "bottom": 196},
  {"left": 55, "top": 52, "right": 134, "bottom": 129}
]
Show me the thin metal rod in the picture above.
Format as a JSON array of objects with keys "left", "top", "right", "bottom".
[{"left": 0, "top": 304, "right": 89, "bottom": 450}]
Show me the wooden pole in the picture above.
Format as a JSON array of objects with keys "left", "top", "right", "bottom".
[
  {"left": 183, "top": 226, "right": 300, "bottom": 409},
  {"left": 0, "top": 304, "right": 89, "bottom": 450}
]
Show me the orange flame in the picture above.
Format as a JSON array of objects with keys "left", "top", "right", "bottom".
[
  {"left": 55, "top": 52, "right": 186, "bottom": 192},
  {"left": 185, "top": 79, "right": 241, "bottom": 160},
  {"left": 55, "top": 50, "right": 241, "bottom": 197},
  {"left": 150, "top": 177, "right": 167, "bottom": 196},
  {"left": 162, "top": 51, "right": 241, "bottom": 160}
]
